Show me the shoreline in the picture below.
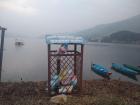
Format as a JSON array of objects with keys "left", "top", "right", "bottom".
[{"left": 0, "top": 79, "right": 140, "bottom": 105}]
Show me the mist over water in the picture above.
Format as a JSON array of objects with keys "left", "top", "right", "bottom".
[
  {"left": 1, "top": 37, "right": 140, "bottom": 84},
  {"left": 2, "top": 37, "right": 48, "bottom": 81}
]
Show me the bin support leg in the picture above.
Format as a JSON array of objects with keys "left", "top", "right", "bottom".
[{"left": 74, "top": 44, "right": 77, "bottom": 75}]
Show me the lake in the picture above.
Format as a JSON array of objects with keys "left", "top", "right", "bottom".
[{"left": 1, "top": 37, "right": 140, "bottom": 84}]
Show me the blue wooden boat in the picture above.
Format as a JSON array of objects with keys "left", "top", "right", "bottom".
[
  {"left": 112, "top": 63, "right": 138, "bottom": 77},
  {"left": 123, "top": 64, "right": 140, "bottom": 74},
  {"left": 91, "top": 64, "right": 112, "bottom": 79}
]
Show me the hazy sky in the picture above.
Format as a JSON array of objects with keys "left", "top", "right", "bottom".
[{"left": 0, "top": 0, "right": 140, "bottom": 36}]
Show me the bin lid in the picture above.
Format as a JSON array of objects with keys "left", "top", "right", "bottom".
[{"left": 45, "top": 35, "right": 85, "bottom": 44}]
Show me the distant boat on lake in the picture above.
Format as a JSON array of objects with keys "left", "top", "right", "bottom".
[{"left": 15, "top": 39, "right": 24, "bottom": 46}]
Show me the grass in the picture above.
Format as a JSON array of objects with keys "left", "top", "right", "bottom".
[
  {"left": 0, "top": 95, "right": 138, "bottom": 105},
  {"left": 0, "top": 80, "right": 140, "bottom": 105}
]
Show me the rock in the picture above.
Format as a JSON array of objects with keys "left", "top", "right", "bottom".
[{"left": 50, "top": 94, "right": 67, "bottom": 104}]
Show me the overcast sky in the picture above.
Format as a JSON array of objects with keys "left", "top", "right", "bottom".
[{"left": 0, "top": 0, "right": 140, "bottom": 36}]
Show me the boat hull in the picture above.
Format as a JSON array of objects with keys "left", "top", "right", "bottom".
[
  {"left": 123, "top": 64, "right": 140, "bottom": 74},
  {"left": 112, "top": 63, "right": 138, "bottom": 78},
  {"left": 91, "top": 64, "right": 112, "bottom": 79}
]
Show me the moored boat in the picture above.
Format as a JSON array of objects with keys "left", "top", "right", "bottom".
[
  {"left": 15, "top": 39, "right": 24, "bottom": 46},
  {"left": 123, "top": 64, "right": 140, "bottom": 74},
  {"left": 91, "top": 64, "right": 112, "bottom": 79},
  {"left": 112, "top": 63, "right": 138, "bottom": 77},
  {"left": 15, "top": 41, "right": 24, "bottom": 46}
]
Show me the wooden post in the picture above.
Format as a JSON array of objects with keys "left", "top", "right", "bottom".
[
  {"left": 80, "top": 44, "right": 84, "bottom": 93},
  {"left": 48, "top": 44, "right": 51, "bottom": 95},
  {"left": 74, "top": 44, "right": 77, "bottom": 75},
  {"left": 0, "top": 26, "right": 6, "bottom": 82}
]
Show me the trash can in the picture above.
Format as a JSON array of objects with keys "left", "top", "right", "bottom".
[{"left": 46, "top": 35, "right": 85, "bottom": 95}]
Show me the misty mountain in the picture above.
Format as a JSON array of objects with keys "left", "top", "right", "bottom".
[
  {"left": 101, "top": 31, "right": 140, "bottom": 43},
  {"left": 73, "top": 14, "right": 140, "bottom": 40}
]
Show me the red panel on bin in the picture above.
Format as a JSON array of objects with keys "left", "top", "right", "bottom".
[{"left": 48, "top": 44, "right": 83, "bottom": 96}]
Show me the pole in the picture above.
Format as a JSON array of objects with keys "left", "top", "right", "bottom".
[
  {"left": 74, "top": 44, "right": 77, "bottom": 75},
  {"left": 0, "top": 26, "right": 6, "bottom": 82},
  {"left": 48, "top": 44, "right": 51, "bottom": 95}
]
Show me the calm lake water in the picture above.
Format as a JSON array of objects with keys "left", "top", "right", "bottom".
[{"left": 1, "top": 37, "right": 140, "bottom": 84}]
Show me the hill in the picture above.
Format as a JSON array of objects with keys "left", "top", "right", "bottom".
[
  {"left": 73, "top": 14, "right": 140, "bottom": 41},
  {"left": 101, "top": 31, "right": 140, "bottom": 44}
]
